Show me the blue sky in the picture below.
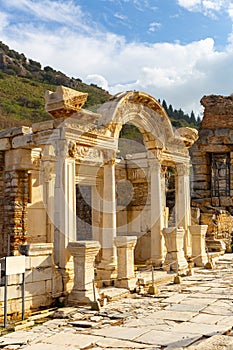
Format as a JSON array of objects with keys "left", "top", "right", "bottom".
[{"left": 0, "top": 0, "right": 233, "bottom": 115}]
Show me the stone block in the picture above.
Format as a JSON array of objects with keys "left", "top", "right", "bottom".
[
  {"left": 0, "top": 126, "right": 31, "bottom": 138},
  {"left": 220, "top": 197, "right": 233, "bottom": 207},
  {"left": 0, "top": 138, "right": 11, "bottom": 150},
  {"left": 25, "top": 281, "right": 46, "bottom": 297},
  {"left": 5, "top": 149, "right": 33, "bottom": 171},
  {"left": 12, "top": 134, "right": 34, "bottom": 149},
  {"left": 192, "top": 164, "right": 209, "bottom": 175},
  {"left": 32, "top": 267, "right": 53, "bottom": 282},
  {"left": 192, "top": 182, "right": 210, "bottom": 190},
  {"left": 27, "top": 255, "right": 53, "bottom": 269},
  {"left": 32, "top": 120, "right": 54, "bottom": 133}
]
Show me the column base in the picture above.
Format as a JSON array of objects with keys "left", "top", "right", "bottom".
[
  {"left": 114, "top": 277, "right": 137, "bottom": 291},
  {"left": 147, "top": 256, "right": 164, "bottom": 268},
  {"left": 68, "top": 290, "right": 98, "bottom": 305},
  {"left": 163, "top": 252, "right": 188, "bottom": 274}
]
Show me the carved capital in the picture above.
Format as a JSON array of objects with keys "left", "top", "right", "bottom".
[
  {"left": 176, "top": 163, "right": 190, "bottom": 176},
  {"left": 102, "top": 149, "right": 116, "bottom": 165}
]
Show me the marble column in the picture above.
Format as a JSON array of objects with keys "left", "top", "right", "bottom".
[
  {"left": 97, "top": 158, "right": 117, "bottom": 282},
  {"left": 54, "top": 141, "right": 76, "bottom": 268},
  {"left": 176, "top": 163, "right": 192, "bottom": 258},
  {"left": 68, "top": 241, "right": 101, "bottom": 305},
  {"left": 189, "top": 224, "right": 208, "bottom": 266},
  {"left": 149, "top": 159, "right": 165, "bottom": 266},
  {"left": 114, "top": 236, "right": 137, "bottom": 290},
  {"left": 41, "top": 145, "right": 56, "bottom": 243}
]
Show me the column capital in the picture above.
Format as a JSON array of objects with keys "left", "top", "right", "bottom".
[
  {"left": 176, "top": 162, "right": 190, "bottom": 176},
  {"left": 102, "top": 149, "right": 116, "bottom": 165}
]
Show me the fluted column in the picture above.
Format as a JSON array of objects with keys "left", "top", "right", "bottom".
[
  {"left": 176, "top": 162, "right": 192, "bottom": 257},
  {"left": 149, "top": 159, "right": 165, "bottom": 266},
  {"left": 97, "top": 155, "right": 117, "bottom": 283}
]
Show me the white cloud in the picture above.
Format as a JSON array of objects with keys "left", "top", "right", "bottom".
[
  {"left": 177, "top": 0, "right": 228, "bottom": 17},
  {"left": 148, "top": 22, "right": 161, "bottom": 33},
  {"left": 0, "top": 11, "right": 9, "bottom": 31},
  {"left": 84, "top": 74, "right": 109, "bottom": 91},
  {"left": 114, "top": 13, "right": 128, "bottom": 21},
  {"left": 0, "top": 0, "right": 94, "bottom": 33}
]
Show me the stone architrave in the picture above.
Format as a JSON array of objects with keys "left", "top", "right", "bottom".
[
  {"left": 114, "top": 236, "right": 137, "bottom": 290},
  {"left": 189, "top": 225, "right": 208, "bottom": 266},
  {"left": 68, "top": 241, "right": 101, "bottom": 305},
  {"left": 163, "top": 227, "right": 188, "bottom": 274}
]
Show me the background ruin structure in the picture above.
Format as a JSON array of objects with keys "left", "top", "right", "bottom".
[
  {"left": 0, "top": 86, "right": 202, "bottom": 318},
  {"left": 190, "top": 94, "right": 233, "bottom": 253}
]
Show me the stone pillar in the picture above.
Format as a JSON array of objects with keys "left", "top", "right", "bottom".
[
  {"left": 41, "top": 145, "right": 56, "bottom": 243},
  {"left": 114, "top": 236, "right": 137, "bottom": 290},
  {"left": 3, "top": 149, "right": 33, "bottom": 256},
  {"left": 68, "top": 241, "right": 101, "bottom": 305},
  {"left": 149, "top": 159, "right": 165, "bottom": 266},
  {"left": 97, "top": 157, "right": 117, "bottom": 282},
  {"left": 189, "top": 225, "right": 208, "bottom": 266},
  {"left": 163, "top": 227, "right": 188, "bottom": 273},
  {"left": 54, "top": 141, "right": 76, "bottom": 268},
  {"left": 176, "top": 163, "right": 192, "bottom": 257}
]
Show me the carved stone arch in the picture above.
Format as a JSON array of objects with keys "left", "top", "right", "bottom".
[{"left": 97, "top": 91, "right": 175, "bottom": 151}]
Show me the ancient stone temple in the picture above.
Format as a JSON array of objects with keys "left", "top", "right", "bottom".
[
  {"left": 190, "top": 94, "right": 233, "bottom": 252},
  {"left": 0, "top": 86, "right": 199, "bottom": 316}
]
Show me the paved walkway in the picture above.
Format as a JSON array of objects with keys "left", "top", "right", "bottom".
[{"left": 1, "top": 254, "right": 233, "bottom": 349}]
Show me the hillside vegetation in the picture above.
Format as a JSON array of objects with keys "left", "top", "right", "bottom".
[{"left": 0, "top": 41, "right": 200, "bottom": 132}]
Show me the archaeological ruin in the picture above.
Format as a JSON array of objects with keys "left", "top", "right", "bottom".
[{"left": 0, "top": 86, "right": 232, "bottom": 319}]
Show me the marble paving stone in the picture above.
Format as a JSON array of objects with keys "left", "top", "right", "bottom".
[
  {"left": 124, "top": 318, "right": 176, "bottom": 330},
  {"left": 95, "top": 337, "right": 152, "bottom": 348},
  {"left": 189, "top": 313, "right": 225, "bottom": 325},
  {"left": 172, "top": 321, "right": 232, "bottom": 336},
  {"left": 22, "top": 344, "right": 77, "bottom": 350},
  {"left": 183, "top": 286, "right": 210, "bottom": 292},
  {"left": 187, "top": 293, "right": 225, "bottom": 299},
  {"left": 165, "top": 303, "right": 206, "bottom": 312},
  {"left": 0, "top": 331, "right": 39, "bottom": 345},
  {"left": 216, "top": 315, "right": 233, "bottom": 327},
  {"left": 42, "top": 333, "right": 101, "bottom": 348},
  {"left": 201, "top": 305, "right": 233, "bottom": 316},
  {"left": 134, "top": 329, "right": 201, "bottom": 347},
  {"left": 161, "top": 294, "right": 187, "bottom": 304},
  {"left": 135, "top": 310, "right": 199, "bottom": 322},
  {"left": 90, "top": 326, "right": 150, "bottom": 340},
  {"left": 179, "top": 297, "right": 217, "bottom": 305}
]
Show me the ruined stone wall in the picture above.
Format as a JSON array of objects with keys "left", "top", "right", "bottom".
[
  {"left": 190, "top": 94, "right": 233, "bottom": 214},
  {"left": 0, "top": 151, "right": 5, "bottom": 255}
]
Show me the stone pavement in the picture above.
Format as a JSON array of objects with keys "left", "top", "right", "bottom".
[{"left": 1, "top": 254, "right": 233, "bottom": 349}]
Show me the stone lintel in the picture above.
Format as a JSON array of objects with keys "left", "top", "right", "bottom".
[{"left": 18, "top": 243, "right": 53, "bottom": 256}]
